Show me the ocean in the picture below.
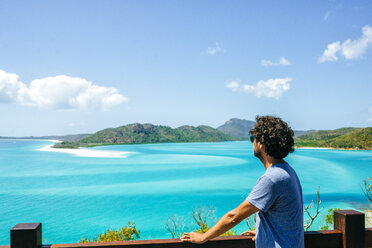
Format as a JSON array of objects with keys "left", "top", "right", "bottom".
[{"left": 0, "top": 139, "right": 370, "bottom": 245}]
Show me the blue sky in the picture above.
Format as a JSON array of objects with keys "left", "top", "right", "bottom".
[{"left": 0, "top": 0, "right": 371, "bottom": 136}]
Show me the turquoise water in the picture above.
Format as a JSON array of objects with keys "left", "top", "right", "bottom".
[{"left": 0, "top": 139, "right": 371, "bottom": 245}]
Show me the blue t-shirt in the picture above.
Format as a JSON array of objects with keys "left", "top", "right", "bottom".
[{"left": 246, "top": 163, "right": 304, "bottom": 248}]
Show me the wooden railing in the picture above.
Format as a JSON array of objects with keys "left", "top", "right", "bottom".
[{"left": 2, "top": 210, "right": 371, "bottom": 248}]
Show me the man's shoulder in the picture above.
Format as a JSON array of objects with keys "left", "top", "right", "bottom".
[{"left": 265, "top": 163, "right": 296, "bottom": 183}]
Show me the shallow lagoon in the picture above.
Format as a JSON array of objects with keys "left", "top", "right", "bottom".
[{"left": 0, "top": 139, "right": 370, "bottom": 245}]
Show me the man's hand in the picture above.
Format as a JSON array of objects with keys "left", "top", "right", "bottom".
[
  {"left": 180, "top": 232, "right": 207, "bottom": 244},
  {"left": 240, "top": 230, "right": 256, "bottom": 241}
]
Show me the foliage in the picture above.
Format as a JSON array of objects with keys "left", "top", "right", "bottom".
[
  {"left": 53, "top": 141, "right": 79, "bottom": 149},
  {"left": 362, "top": 177, "right": 372, "bottom": 226},
  {"left": 80, "top": 222, "right": 140, "bottom": 243},
  {"left": 295, "top": 127, "right": 372, "bottom": 150},
  {"left": 320, "top": 208, "right": 340, "bottom": 230},
  {"left": 164, "top": 206, "right": 237, "bottom": 238},
  {"left": 191, "top": 206, "right": 216, "bottom": 233},
  {"left": 195, "top": 227, "right": 237, "bottom": 236},
  {"left": 363, "top": 177, "right": 372, "bottom": 202},
  {"left": 54, "top": 123, "right": 236, "bottom": 148},
  {"left": 164, "top": 215, "right": 185, "bottom": 239},
  {"left": 304, "top": 187, "right": 323, "bottom": 231},
  {"left": 245, "top": 213, "right": 256, "bottom": 230},
  {"left": 191, "top": 206, "right": 237, "bottom": 236}
]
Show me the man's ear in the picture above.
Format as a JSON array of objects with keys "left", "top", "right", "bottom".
[
  {"left": 257, "top": 141, "right": 264, "bottom": 150},
  {"left": 258, "top": 142, "right": 266, "bottom": 153}
]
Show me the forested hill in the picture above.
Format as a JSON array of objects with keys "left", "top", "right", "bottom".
[
  {"left": 294, "top": 127, "right": 372, "bottom": 150},
  {"left": 53, "top": 123, "right": 237, "bottom": 148},
  {"left": 217, "top": 118, "right": 255, "bottom": 138},
  {"left": 217, "top": 118, "right": 314, "bottom": 138}
]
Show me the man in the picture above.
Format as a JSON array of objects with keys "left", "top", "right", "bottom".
[{"left": 181, "top": 115, "right": 304, "bottom": 247}]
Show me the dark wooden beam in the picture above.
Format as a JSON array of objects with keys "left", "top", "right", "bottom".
[
  {"left": 49, "top": 236, "right": 255, "bottom": 248},
  {"left": 334, "top": 210, "right": 365, "bottom": 248},
  {"left": 365, "top": 228, "right": 372, "bottom": 248},
  {"left": 304, "top": 230, "right": 342, "bottom": 248},
  {"left": 11, "top": 223, "right": 42, "bottom": 248}
]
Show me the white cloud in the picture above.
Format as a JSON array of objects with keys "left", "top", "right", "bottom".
[
  {"left": 369, "top": 106, "right": 372, "bottom": 113},
  {"left": 319, "top": 25, "right": 372, "bottom": 63},
  {"left": 342, "top": 26, "right": 372, "bottom": 59},
  {"left": 242, "top": 78, "right": 291, "bottom": 99},
  {"left": 226, "top": 77, "right": 292, "bottom": 99},
  {"left": 261, "top": 57, "right": 291, "bottom": 67},
  {"left": 0, "top": 70, "right": 127, "bottom": 111},
  {"left": 318, "top": 41, "right": 341, "bottom": 62},
  {"left": 0, "top": 70, "right": 24, "bottom": 103},
  {"left": 225, "top": 81, "right": 240, "bottom": 92},
  {"left": 206, "top": 42, "right": 224, "bottom": 55},
  {"left": 367, "top": 118, "right": 372, "bottom": 123}
]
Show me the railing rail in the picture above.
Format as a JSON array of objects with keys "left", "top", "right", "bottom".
[{"left": 3, "top": 210, "right": 371, "bottom": 248}]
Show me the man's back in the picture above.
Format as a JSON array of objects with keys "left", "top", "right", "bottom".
[{"left": 247, "top": 162, "right": 304, "bottom": 248}]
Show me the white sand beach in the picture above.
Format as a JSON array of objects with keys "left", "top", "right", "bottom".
[
  {"left": 295, "top": 147, "right": 332, "bottom": 150},
  {"left": 38, "top": 144, "right": 131, "bottom": 158}
]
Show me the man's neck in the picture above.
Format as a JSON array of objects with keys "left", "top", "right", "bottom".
[{"left": 260, "top": 156, "right": 285, "bottom": 170}]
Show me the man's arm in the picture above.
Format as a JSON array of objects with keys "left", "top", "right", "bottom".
[{"left": 180, "top": 200, "right": 259, "bottom": 244}]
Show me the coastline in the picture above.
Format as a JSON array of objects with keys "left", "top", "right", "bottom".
[
  {"left": 38, "top": 142, "right": 131, "bottom": 158},
  {"left": 48, "top": 140, "right": 370, "bottom": 152},
  {"left": 295, "top": 147, "right": 332, "bottom": 150},
  {"left": 295, "top": 146, "right": 370, "bottom": 150}
]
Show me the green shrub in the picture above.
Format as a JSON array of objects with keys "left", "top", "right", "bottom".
[
  {"left": 320, "top": 208, "right": 340, "bottom": 230},
  {"left": 80, "top": 222, "right": 140, "bottom": 243}
]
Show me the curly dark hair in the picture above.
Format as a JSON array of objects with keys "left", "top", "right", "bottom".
[{"left": 250, "top": 115, "right": 295, "bottom": 159}]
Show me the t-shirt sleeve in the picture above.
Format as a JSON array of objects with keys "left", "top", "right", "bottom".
[{"left": 246, "top": 176, "right": 277, "bottom": 212}]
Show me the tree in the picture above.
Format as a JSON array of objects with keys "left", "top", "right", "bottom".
[
  {"left": 191, "top": 206, "right": 236, "bottom": 235},
  {"left": 303, "top": 187, "right": 323, "bottom": 231},
  {"left": 191, "top": 206, "right": 216, "bottom": 233},
  {"left": 320, "top": 208, "right": 340, "bottom": 230},
  {"left": 80, "top": 222, "right": 140, "bottom": 243},
  {"left": 163, "top": 215, "right": 185, "bottom": 239},
  {"left": 245, "top": 214, "right": 256, "bottom": 230},
  {"left": 362, "top": 177, "right": 372, "bottom": 225},
  {"left": 363, "top": 177, "right": 372, "bottom": 202},
  {"left": 164, "top": 206, "right": 236, "bottom": 238}
]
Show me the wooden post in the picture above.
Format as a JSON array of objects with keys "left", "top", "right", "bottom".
[
  {"left": 11, "top": 223, "right": 42, "bottom": 248},
  {"left": 334, "top": 210, "right": 364, "bottom": 248}
]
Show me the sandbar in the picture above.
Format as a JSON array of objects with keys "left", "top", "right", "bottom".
[{"left": 38, "top": 144, "right": 131, "bottom": 158}]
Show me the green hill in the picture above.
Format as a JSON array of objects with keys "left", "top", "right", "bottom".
[
  {"left": 217, "top": 118, "right": 255, "bottom": 138},
  {"left": 217, "top": 118, "right": 314, "bottom": 139},
  {"left": 295, "top": 127, "right": 372, "bottom": 150},
  {"left": 53, "top": 123, "right": 236, "bottom": 148}
]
